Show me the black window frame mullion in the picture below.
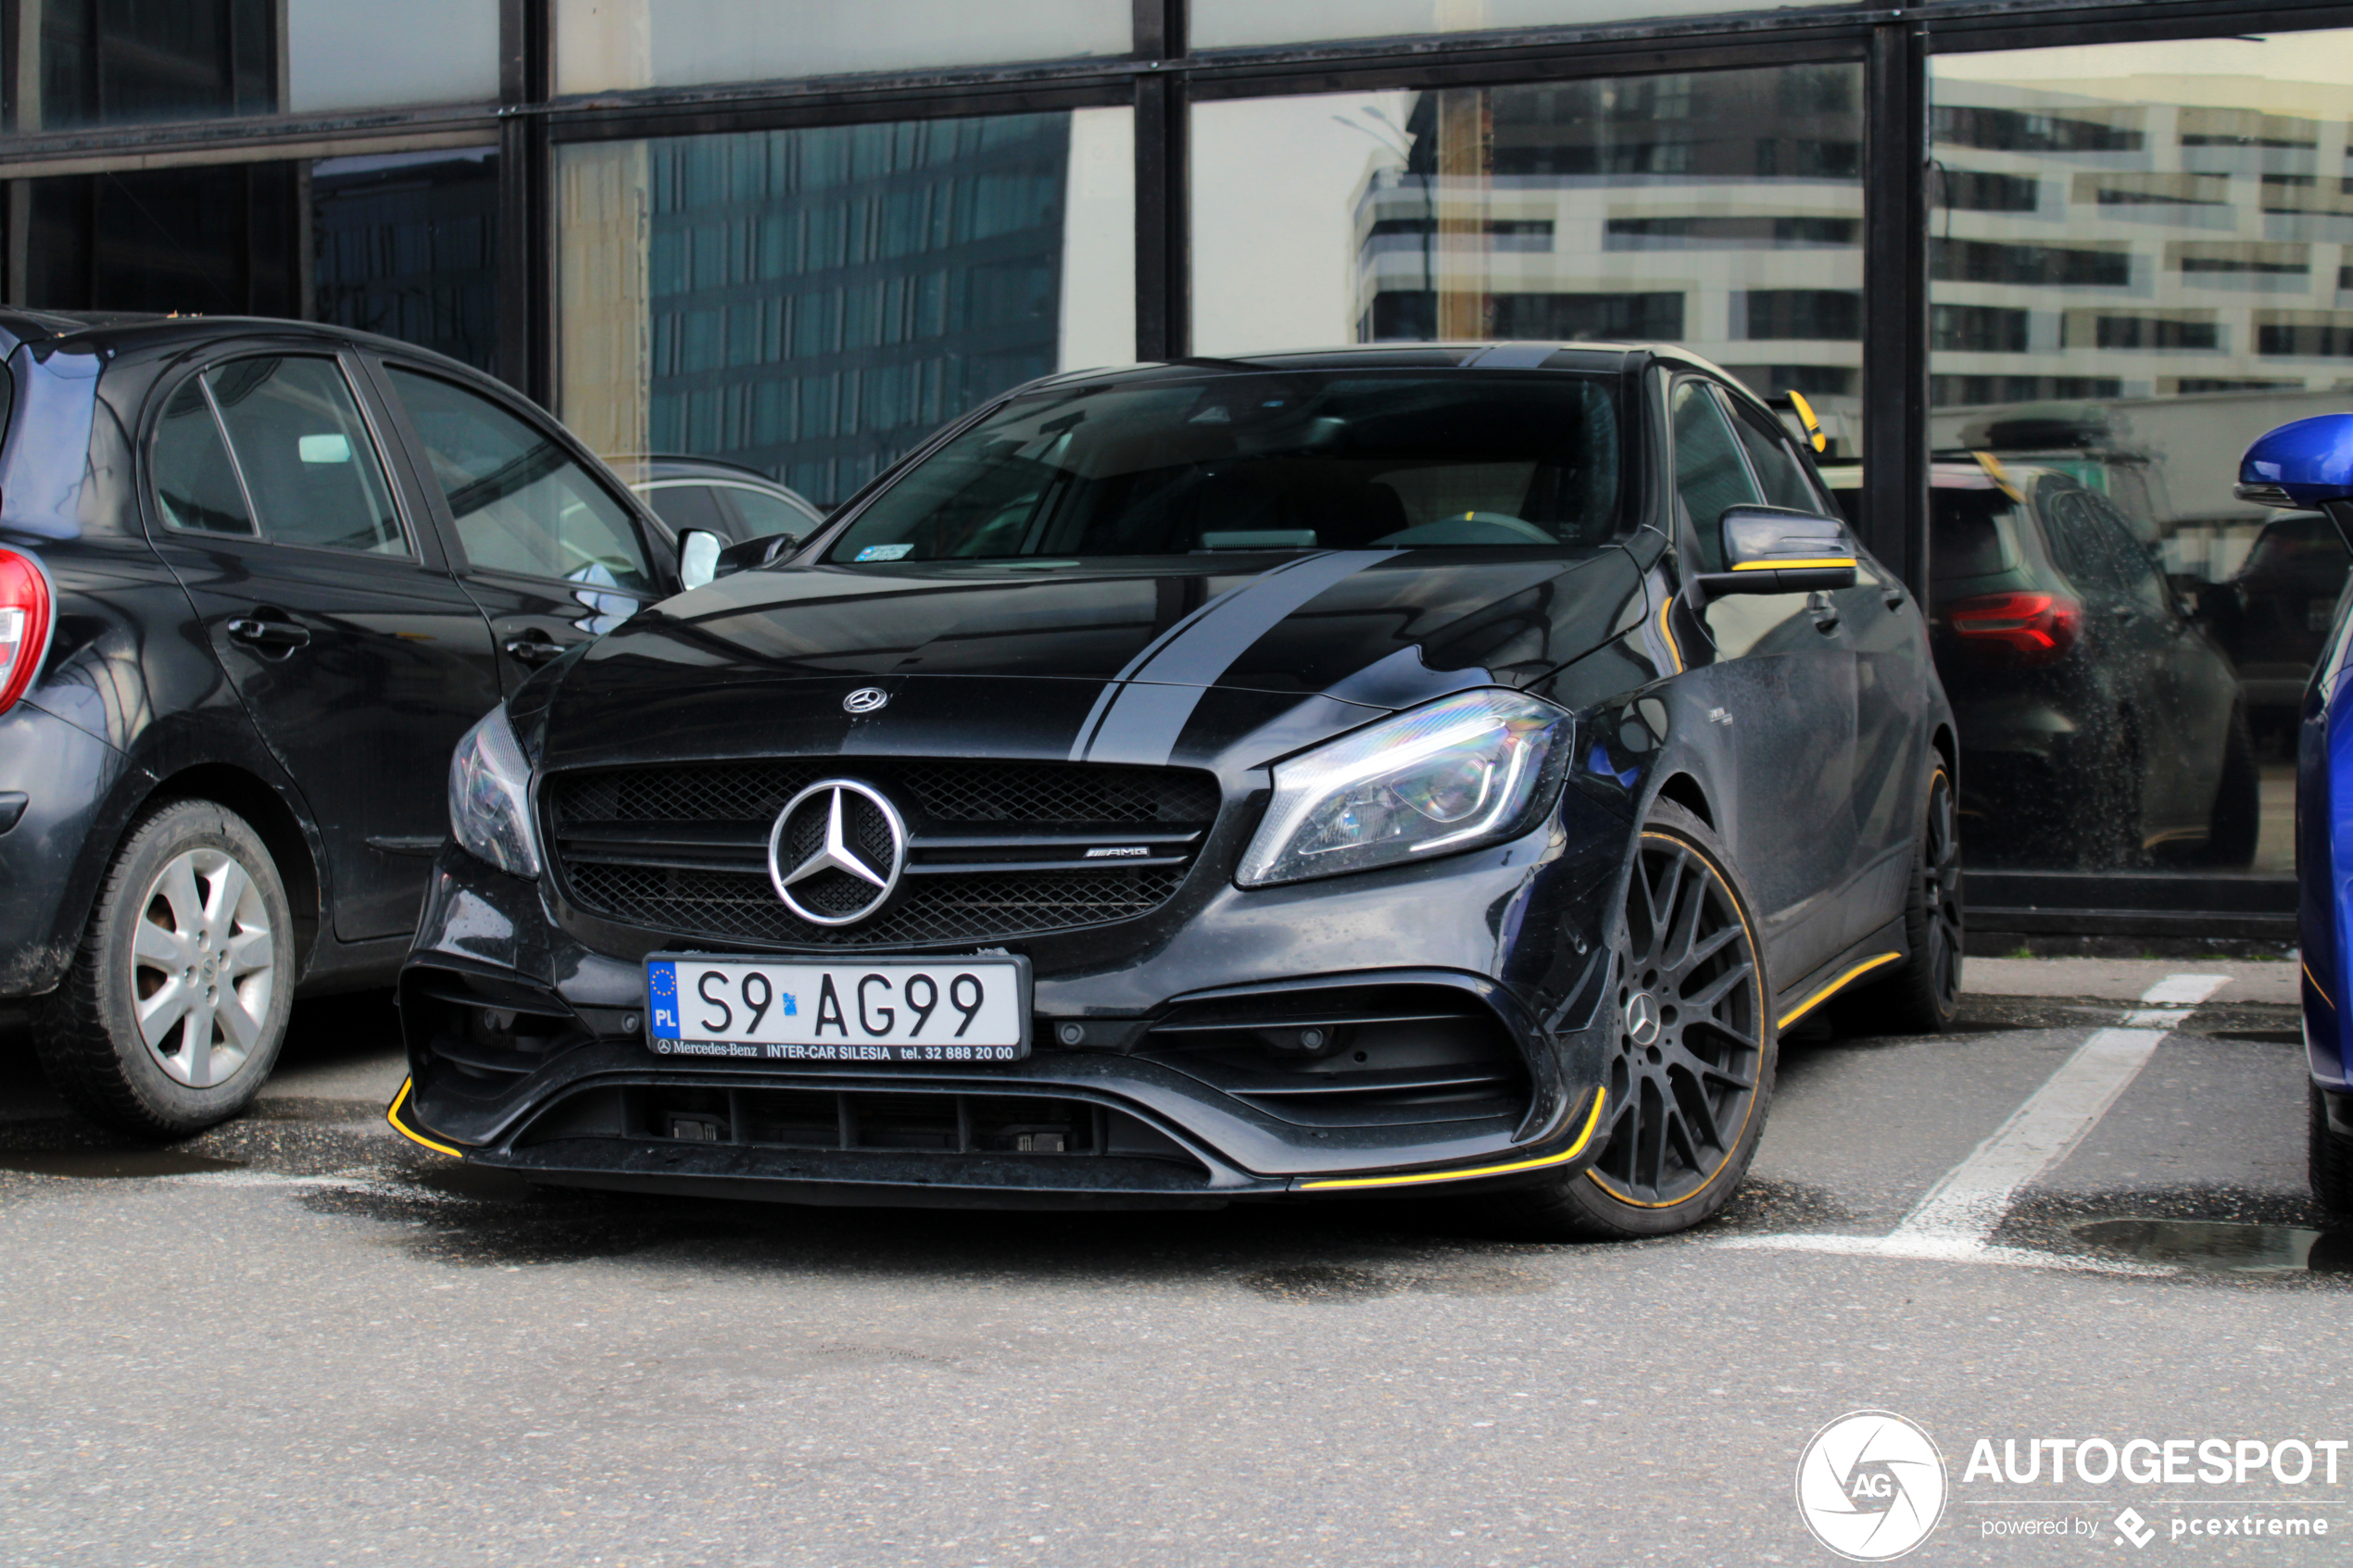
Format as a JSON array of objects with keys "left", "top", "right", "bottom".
[
  {"left": 499, "top": 0, "right": 552, "bottom": 402},
  {"left": 1135, "top": 0, "right": 1186, "bottom": 359},
  {"left": 1861, "top": 17, "right": 1927, "bottom": 599}
]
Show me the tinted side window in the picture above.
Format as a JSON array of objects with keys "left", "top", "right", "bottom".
[
  {"left": 206, "top": 357, "right": 407, "bottom": 555},
  {"left": 153, "top": 381, "right": 256, "bottom": 536},
  {"left": 1727, "top": 400, "right": 1820, "bottom": 513},
  {"left": 1670, "top": 380, "right": 1763, "bottom": 572},
  {"left": 387, "top": 367, "right": 654, "bottom": 592},
  {"left": 2040, "top": 488, "right": 2127, "bottom": 595},
  {"left": 2079, "top": 489, "right": 2170, "bottom": 608},
  {"left": 643, "top": 483, "right": 727, "bottom": 538},
  {"left": 718, "top": 483, "right": 818, "bottom": 541}
]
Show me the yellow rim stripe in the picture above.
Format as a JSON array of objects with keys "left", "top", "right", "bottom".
[
  {"left": 2306, "top": 960, "right": 2334, "bottom": 1011},
  {"left": 1730, "top": 558, "right": 1854, "bottom": 571},
  {"left": 1777, "top": 951, "right": 1903, "bottom": 1030},
  {"left": 385, "top": 1077, "right": 464, "bottom": 1158},
  {"left": 1298, "top": 1087, "right": 1609, "bottom": 1191}
]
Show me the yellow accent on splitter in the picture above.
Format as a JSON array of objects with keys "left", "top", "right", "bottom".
[
  {"left": 1777, "top": 952, "right": 1903, "bottom": 1030},
  {"left": 386, "top": 1077, "right": 464, "bottom": 1158},
  {"left": 1297, "top": 1087, "right": 1608, "bottom": 1191}
]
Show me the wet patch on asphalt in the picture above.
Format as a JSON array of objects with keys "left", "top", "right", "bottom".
[
  {"left": 1995, "top": 1187, "right": 2353, "bottom": 1286},
  {"left": 1239, "top": 1259, "right": 1554, "bottom": 1302}
]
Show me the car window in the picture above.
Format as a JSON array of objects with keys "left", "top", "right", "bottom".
[
  {"left": 2039, "top": 488, "right": 2129, "bottom": 596},
  {"left": 717, "top": 483, "right": 817, "bottom": 540},
  {"left": 387, "top": 367, "right": 654, "bottom": 592},
  {"left": 2077, "top": 488, "right": 2170, "bottom": 609},
  {"left": 153, "top": 381, "right": 257, "bottom": 537},
  {"left": 1726, "top": 400, "right": 1820, "bottom": 514},
  {"left": 1929, "top": 489, "right": 2021, "bottom": 582},
  {"left": 642, "top": 483, "right": 728, "bottom": 539},
  {"left": 823, "top": 371, "right": 1623, "bottom": 563},
  {"left": 203, "top": 357, "right": 407, "bottom": 556},
  {"left": 1670, "top": 380, "right": 1763, "bottom": 572}
]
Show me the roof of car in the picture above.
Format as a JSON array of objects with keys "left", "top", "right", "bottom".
[
  {"left": 0, "top": 307, "right": 485, "bottom": 382},
  {"left": 1027, "top": 342, "right": 1676, "bottom": 389}
]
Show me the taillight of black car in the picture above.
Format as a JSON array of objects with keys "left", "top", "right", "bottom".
[
  {"left": 0, "top": 549, "right": 50, "bottom": 713},
  {"left": 1945, "top": 590, "right": 2082, "bottom": 667}
]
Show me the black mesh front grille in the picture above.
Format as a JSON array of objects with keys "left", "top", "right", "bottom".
[
  {"left": 547, "top": 759, "right": 1217, "bottom": 947},
  {"left": 566, "top": 863, "right": 1188, "bottom": 947}
]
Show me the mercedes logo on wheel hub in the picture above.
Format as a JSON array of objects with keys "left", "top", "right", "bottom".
[
  {"left": 1624, "top": 990, "right": 1662, "bottom": 1047},
  {"left": 766, "top": 780, "right": 908, "bottom": 926}
]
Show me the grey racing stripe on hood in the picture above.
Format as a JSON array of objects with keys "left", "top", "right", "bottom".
[{"left": 1070, "top": 549, "right": 1396, "bottom": 766}]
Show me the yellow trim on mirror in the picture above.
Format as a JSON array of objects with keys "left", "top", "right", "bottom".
[
  {"left": 1730, "top": 557, "right": 1855, "bottom": 571},
  {"left": 1777, "top": 952, "right": 1903, "bottom": 1030},
  {"left": 1785, "top": 388, "right": 1827, "bottom": 452},
  {"left": 386, "top": 1076, "right": 464, "bottom": 1158},
  {"left": 1970, "top": 448, "right": 2025, "bottom": 504},
  {"left": 1298, "top": 1087, "right": 1608, "bottom": 1191}
]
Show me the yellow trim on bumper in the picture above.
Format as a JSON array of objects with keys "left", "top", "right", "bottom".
[
  {"left": 2306, "top": 960, "right": 2334, "bottom": 1011},
  {"left": 1776, "top": 951, "right": 1902, "bottom": 1030},
  {"left": 385, "top": 1077, "right": 463, "bottom": 1158},
  {"left": 1655, "top": 593, "right": 1682, "bottom": 672},
  {"left": 1296, "top": 1086, "right": 1609, "bottom": 1192}
]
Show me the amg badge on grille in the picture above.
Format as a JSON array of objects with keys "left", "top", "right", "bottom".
[{"left": 766, "top": 780, "right": 908, "bottom": 925}]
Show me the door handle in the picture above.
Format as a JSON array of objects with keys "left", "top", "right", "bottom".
[
  {"left": 226, "top": 617, "right": 310, "bottom": 651},
  {"left": 1806, "top": 590, "right": 1842, "bottom": 633},
  {"left": 1882, "top": 588, "right": 1906, "bottom": 610},
  {"left": 504, "top": 635, "right": 570, "bottom": 666}
]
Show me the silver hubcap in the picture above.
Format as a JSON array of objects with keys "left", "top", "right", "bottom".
[{"left": 130, "top": 847, "right": 275, "bottom": 1089}]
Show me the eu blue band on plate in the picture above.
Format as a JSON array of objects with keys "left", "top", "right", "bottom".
[{"left": 647, "top": 960, "right": 681, "bottom": 1039}]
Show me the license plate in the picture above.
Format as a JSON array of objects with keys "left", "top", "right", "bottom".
[{"left": 644, "top": 955, "right": 1030, "bottom": 1062}]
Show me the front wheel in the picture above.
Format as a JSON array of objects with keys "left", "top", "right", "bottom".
[
  {"left": 1498, "top": 800, "right": 1776, "bottom": 1240},
  {"left": 33, "top": 800, "right": 295, "bottom": 1137}
]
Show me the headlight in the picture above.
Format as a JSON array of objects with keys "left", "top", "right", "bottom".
[
  {"left": 1238, "top": 688, "right": 1573, "bottom": 888},
  {"left": 448, "top": 704, "right": 541, "bottom": 878}
]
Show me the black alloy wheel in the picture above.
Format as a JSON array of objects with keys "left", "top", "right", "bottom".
[{"left": 1497, "top": 800, "right": 1776, "bottom": 1239}]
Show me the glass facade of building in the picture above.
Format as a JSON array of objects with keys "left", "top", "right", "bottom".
[{"left": 2, "top": 0, "right": 2346, "bottom": 943}]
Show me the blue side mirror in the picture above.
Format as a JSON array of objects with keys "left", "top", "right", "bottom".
[{"left": 2239, "top": 413, "right": 2353, "bottom": 508}]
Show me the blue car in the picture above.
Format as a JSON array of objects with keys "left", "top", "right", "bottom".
[{"left": 2241, "top": 414, "right": 2353, "bottom": 1209}]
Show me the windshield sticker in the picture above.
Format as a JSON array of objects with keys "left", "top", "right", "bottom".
[{"left": 853, "top": 544, "right": 915, "bottom": 563}]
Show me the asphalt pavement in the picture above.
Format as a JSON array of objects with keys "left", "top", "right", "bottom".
[{"left": 0, "top": 958, "right": 2345, "bottom": 1567}]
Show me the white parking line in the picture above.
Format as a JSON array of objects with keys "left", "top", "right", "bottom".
[{"left": 1717, "top": 973, "right": 2232, "bottom": 1270}]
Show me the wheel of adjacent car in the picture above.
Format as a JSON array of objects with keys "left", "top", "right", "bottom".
[
  {"left": 1499, "top": 799, "right": 1777, "bottom": 1240},
  {"left": 33, "top": 800, "right": 295, "bottom": 1137},
  {"left": 1837, "top": 765, "right": 1962, "bottom": 1035},
  {"left": 2310, "top": 1085, "right": 2353, "bottom": 1213},
  {"left": 2201, "top": 703, "right": 2260, "bottom": 868}
]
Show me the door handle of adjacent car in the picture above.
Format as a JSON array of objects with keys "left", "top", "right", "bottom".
[
  {"left": 1806, "top": 591, "right": 1842, "bottom": 633},
  {"left": 1882, "top": 587, "right": 1906, "bottom": 611},
  {"left": 226, "top": 617, "right": 310, "bottom": 651},
  {"left": 504, "top": 635, "right": 571, "bottom": 666}
]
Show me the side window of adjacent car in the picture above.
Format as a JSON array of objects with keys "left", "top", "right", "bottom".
[
  {"left": 155, "top": 357, "right": 406, "bottom": 554},
  {"left": 1726, "top": 399, "right": 1824, "bottom": 514},
  {"left": 641, "top": 483, "right": 730, "bottom": 539},
  {"left": 385, "top": 367, "right": 656, "bottom": 592},
  {"left": 1669, "top": 380, "right": 1763, "bottom": 572}
]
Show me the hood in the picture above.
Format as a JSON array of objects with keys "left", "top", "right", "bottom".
[{"left": 535, "top": 547, "right": 1642, "bottom": 773}]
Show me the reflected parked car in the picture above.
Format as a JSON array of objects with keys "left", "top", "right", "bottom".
[
  {"left": 611, "top": 455, "right": 825, "bottom": 546},
  {"left": 0, "top": 310, "right": 698, "bottom": 1136},
  {"left": 2204, "top": 510, "right": 2351, "bottom": 744},
  {"left": 1824, "top": 458, "right": 2253, "bottom": 868}
]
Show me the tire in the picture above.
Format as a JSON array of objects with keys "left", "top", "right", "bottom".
[
  {"left": 1837, "top": 765, "right": 1962, "bottom": 1035},
  {"left": 2200, "top": 703, "right": 2260, "bottom": 869},
  {"left": 1498, "top": 800, "right": 1777, "bottom": 1240},
  {"left": 32, "top": 799, "right": 296, "bottom": 1137},
  {"left": 2310, "top": 1085, "right": 2353, "bottom": 1213}
]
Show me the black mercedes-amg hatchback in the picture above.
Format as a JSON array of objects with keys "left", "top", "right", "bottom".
[{"left": 393, "top": 345, "right": 1960, "bottom": 1238}]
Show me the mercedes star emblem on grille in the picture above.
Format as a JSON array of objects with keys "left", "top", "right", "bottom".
[
  {"left": 842, "top": 686, "right": 889, "bottom": 714},
  {"left": 766, "top": 780, "right": 908, "bottom": 925}
]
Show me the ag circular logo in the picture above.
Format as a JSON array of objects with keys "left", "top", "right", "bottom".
[
  {"left": 842, "top": 686, "right": 889, "bottom": 714},
  {"left": 1794, "top": 1410, "right": 1946, "bottom": 1561}
]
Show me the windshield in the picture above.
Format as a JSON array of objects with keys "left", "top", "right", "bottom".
[{"left": 824, "top": 370, "right": 1622, "bottom": 564}]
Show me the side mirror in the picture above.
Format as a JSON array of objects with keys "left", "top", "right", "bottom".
[
  {"left": 713, "top": 532, "right": 799, "bottom": 578},
  {"left": 2241, "top": 413, "right": 2353, "bottom": 554},
  {"left": 1697, "top": 506, "right": 1859, "bottom": 598},
  {"left": 677, "top": 528, "right": 723, "bottom": 592}
]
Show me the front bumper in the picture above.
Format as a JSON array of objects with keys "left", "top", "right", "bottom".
[{"left": 395, "top": 797, "right": 1629, "bottom": 1208}]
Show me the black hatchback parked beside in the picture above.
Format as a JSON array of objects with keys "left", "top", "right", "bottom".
[{"left": 0, "top": 310, "right": 711, "bottom": 1135}]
